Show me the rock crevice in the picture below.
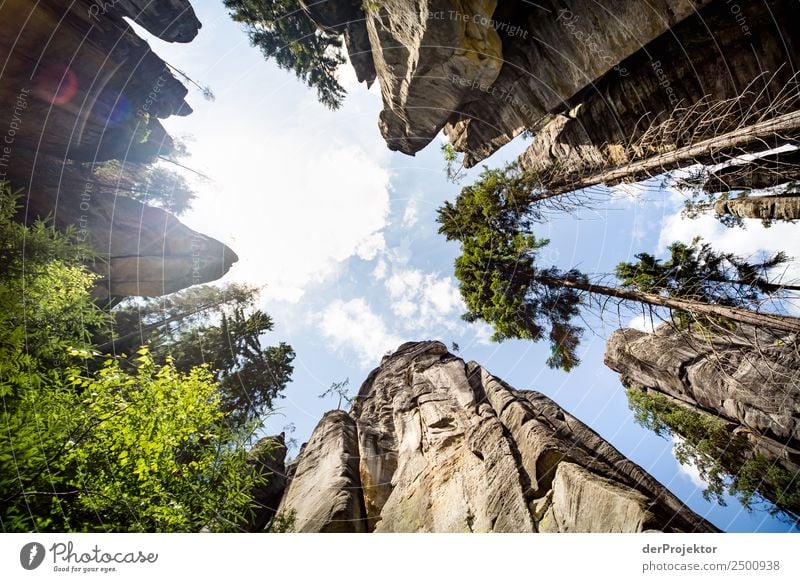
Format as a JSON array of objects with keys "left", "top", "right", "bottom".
[{"left": 276, "top": 341, "right": 717, "bottom": 532}]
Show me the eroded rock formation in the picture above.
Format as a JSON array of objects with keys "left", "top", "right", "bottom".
[
  {"left": 516, "top": 0, "right": 800, "bottom": 180},
  {"left": 606, "top": 327, "right": 800, "bottom": 448},
  {"left": 20, "top": 159, "right": 237, "bottom": 298},
  {"left": 714, "top": 194, "right": 800, "bottom": 223},
  {"left": 605, "top": 326, "right": 800, "bottom": 518},
  {"left": 331, "top": 0, "right": 799, "bottom": 179},
  {"left": 275, "top": 341, "right": 717, "bottom": 532},
  {"left": 0, "top": 0, "right": 237, "bottom": 297}
]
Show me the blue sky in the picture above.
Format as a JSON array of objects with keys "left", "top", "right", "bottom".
[{"left": 131, "top": 2, "right": 800, "bottom": 532}]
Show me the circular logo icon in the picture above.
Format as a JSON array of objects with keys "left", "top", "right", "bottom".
[{"left": 20, "top": 542, "right": 46, "bottom": 570}]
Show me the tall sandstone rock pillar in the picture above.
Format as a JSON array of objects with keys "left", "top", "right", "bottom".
[
  {"left": 605, "top": 326, "right": 800, "bottom": 520},
  {"left": 276, "top": 341, "right": 717, "bottom": 532}
]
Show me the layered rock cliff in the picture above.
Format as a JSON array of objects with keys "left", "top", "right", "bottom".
[
  {"left": 330, "top": 0, "right": 799, "bottom": 179},
  {"left": 605, "top": 326, "right": 800, "bottom": 519},
  {"left": 275, "top": 341, "right": 717, "bottom": 532},
  {"left": 0, "top": 0, "right": 236, "bottom": 298}
]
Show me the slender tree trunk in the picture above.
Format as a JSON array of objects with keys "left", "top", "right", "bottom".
[
  {"left": 702, "top": 148, "right": 800, "bottom": 193},
  {"left": 538, "top": 276, "right": 800, "bottom": 333},
  {"left": 705, "top": 275, "right": 800, "bottom": 293},
  {"left": 96, "top": 298, "right": 230, "bottom": 354},
  {"left": 714, "top": 194, "right": 800, "bottom": 221},
  {"left": 533, "top": 110, "right": 800, "bottom": 203}
]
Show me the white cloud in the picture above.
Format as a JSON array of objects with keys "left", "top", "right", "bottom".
[
  {"left": 385, "top": 267, "right": 465, "bottom": 331},
  {"left": 401, "top": 199, "right": 419, "bottom": 228},
  {"left": 627, "top": 314, "right": 658, "bottom": 333},
  {"left": 658, "top": 210, "right": 800, "bottom": 287},
  {"left": 672, "top": 436, "right": 707, "bottom": 488},
  {"left": 472, "top": 321, "right": 495, "bottom": 346},
  {"left": 316, "top": 298, "right": 403, "bottom": 367},
  {"left": 372, "top": 258, "right": 387, "bottom": 281},
  {"left": 179, "top": 138, "right": 391, "bottom": 302},
  {"left": 355, "top": 232, "right": 386, "bottom": 261}
]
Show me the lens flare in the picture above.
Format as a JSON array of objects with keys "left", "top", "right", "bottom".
[
  {"left": 95, "top": 90, "right": 131, "bottom": 126},
  {"left": 35, "top": 63, "right": 79, "bottom": 105}
]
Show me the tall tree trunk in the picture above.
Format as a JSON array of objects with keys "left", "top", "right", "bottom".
[
  {"left": 706, "top": 275, "right": 800, "bottom": 294},
  {"left": 538, "top": 276, "right": 800, "bottom": 333},
  {"left": 531, "top": 110, "right": 800, "bottom": 204},
  {"left": 702, "top": 148, "right": 800, "bottom": 193},
  {"left": 714, "top": 194, "right": 800, "bottom": 221},
  {"left": 96, "top": 298, "right": 231, "bottom": 354}
]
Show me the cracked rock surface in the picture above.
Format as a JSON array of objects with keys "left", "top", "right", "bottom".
[{"left": 277, "top": 341, "right": 717, "bottom": 532}]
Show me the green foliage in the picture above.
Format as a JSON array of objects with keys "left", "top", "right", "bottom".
[
  {"left": 441, "top": 143, "right": 464, "bottom": 183},
  {"left": 0, "top": 183, "right": 107, "bottom": 394},
  {"left": 0, "top": 182, "right": 261, "bottom": 532},
  {"left": 64, "top": 351, "right": 258, "bottom": 531},
  {"left": 224, "top": 0, "right": 347, "bottom": 109},
  {"left": 437, "top": 165, "right": 586, "bottom": 371},
  {"left": 267, "top": 508, "right": 296, "bottom": 532},
  {"left": 439, "top": 164, "right": 798, "bottom": 370},
  {"left": 90, "top": 161, "right": 196, "bottom": 216},
  {"left": 616, "top": 237, "right": 791, "bottom": 329},
  {"left": 626, "top": 386, "right": 799, "bottom": 522},
  {"left": 319, "top": 378, "right": 351, "bottom": 409},
  {"left": 437, "top": 163, "right": 541, "bottom": 243},
  {"left": 2, "top": 352, "right": 260, "bottom": 532},
  {"left": 105, "top": 284, "right": 295, "bottom": 430}
]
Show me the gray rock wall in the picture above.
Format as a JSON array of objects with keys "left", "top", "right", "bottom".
[{"left": 277, "top": 341, "right": 717, "bottom": 532}]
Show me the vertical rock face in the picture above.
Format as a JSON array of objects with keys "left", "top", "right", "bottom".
[
  {"left": 605, "top": 327, "right": 800, "bottom": 448},
  {"left": 0, "top": 0, "right": 196, "bottom": 163},
  {"left": 110, "top": 1, "right": 201, "bottom": 43},
  {"left": 350, "top": 0, "right": 713, "bottom": 161},
  {"left": 278, "top": 341, "right": 717, "bottom": 532},
  {"left": 714, "top": 194, "right": 800, "bottom": 222},
  {"left": 0, "top": 0, "right": 237, "bottom": 297},
  {"left": 517, "top": 0, "right": 800, "bottom": 178},
  {"left": 20, "top": 158, "right": 238, "bottom": 299},
  {"left": 277, "top": 411, "right": 368, "bottom": 533},
  {"left": 299, "top": 0, "right": 376, "bottom": 86},
  {"left": 442, "top": 0, "right": 712, "bottom": 166},
  {"left": 605, "top": 327, "right": 800, "bottom": 519},
  {"left": 366, "top": 0, "right": 504, "bottom": 154},
  {"left": 341, "top": 0, "right": 799, "bottom": 174},
  {"left": 245, "top": 435, "right": 289, "bottom": 532}
]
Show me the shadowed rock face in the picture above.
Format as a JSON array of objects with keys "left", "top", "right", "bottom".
[
  {"left": 367, "top": 0, "right": 504, "bottom": 155},
  {"left": 111, "top": 1, "right": 201, "bottom": 43},
  {"left": 347, "top": 0, "right": 709, "bottom": 160},
  {"left": 605, "top": 327, "right": 800, "bottom": 449},
  {"left": 0, "top": 0, "right": 198, "bottom": 164},
  {"left": 516, "top": 0, "right": 800, "bottom": 178},
  {"left": 605, "top": 326, "right": 800, "bottom": 520},
  {"left": 276, "top": 341, "right": 717, "bottom": 532},
  {"left": 299, "top": 0, "right": 376, "bottom": 86},
  {"left": 22, "top": 170, "right": 238, "bottom": 299},
  {"left": 335, "top": 0, "right": 798, "bottom": 173},
  {"left": 277, "top": 411, "right": 368, "bottom": 533},
  {"left": 0, "top": 0, "right": 237, "bottom": 297},
  {"left": 245, "top": 435, "right": 289, "bottom": 532}
]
